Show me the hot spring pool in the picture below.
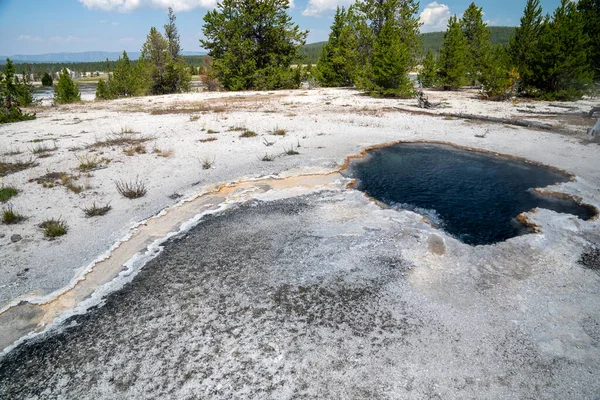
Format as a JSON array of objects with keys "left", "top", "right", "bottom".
[{"left": 349, "top": 143, "right": 595, "bottom": 246}]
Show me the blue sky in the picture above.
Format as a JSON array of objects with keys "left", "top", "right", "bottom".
[{"left": 0, "top": 0, "right": 563, "bottom": 55}]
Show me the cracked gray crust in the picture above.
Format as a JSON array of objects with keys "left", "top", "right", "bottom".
[{"left": 1, "top": 191, "right": 599, "bottom": 399}]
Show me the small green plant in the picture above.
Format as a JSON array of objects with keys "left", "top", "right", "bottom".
[
  {"left": 78, "top": 153, "right": 99, "bottom": 171},
  {"left": 0, "top": 184, "right": 18, "bottom": 202},
  {"left": 115, "top": 177, "right": 147, "bottom": 199},
  {"left": 201, "top": 156, "right": 215, "bottom": 170},
  {"left": 228, "top": 126, "right": 247, "bottom": 131},
  {"left": 261, "top": 153, "right": 276, "bottom": 162},
  {"left": 239, "top": 130, "right": 257, "bottom": 138},
  {"left": 199, "top": 137, "right": 217, "bottom": 143},
  {"left": 40, "top": 218, "right": 68, "bottom": 237},
  {"left": 272, "top": 127, "right": 287, "bottom": 136},
  {"left": 83, "top": 202, "right": 112, "bottom": 217},
  {"left": 206, "top": 129, "right": 219, "bottom": 134},
  {"left": 283, "top": 145, "right": 299, "bottom": 155},
  {"left": 2, "top": 204, "right": 25, "bottom": 224}
]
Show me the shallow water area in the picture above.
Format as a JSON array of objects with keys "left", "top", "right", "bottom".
[
  {"left": 349, "top": 143, "right": 595, "bottom": 245},
  {"left": 34, "top": 83, "right": 97, "bottom": 105}
]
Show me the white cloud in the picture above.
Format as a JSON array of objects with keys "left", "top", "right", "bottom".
[
  {"left": 17, "top": 35, "right": 43, "bottom": 42},
  {"left": 302, "top": 0, "right": 352, "bottom": 17},
  {"left": 112, "top": 21, "right": 120, "bottom": 25},
  {"left": 79, "top": 0, "right": 216, "bottom": 13},
  {"left": 419, "top": 2, "right": 451, "bottom": 32},
  {"left": 49, "top": 36, "right": 85, "bottom": 43}
]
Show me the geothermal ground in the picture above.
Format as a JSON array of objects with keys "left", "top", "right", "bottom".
[{"left": 0, "top": 88, "right": 599, "bottom": 399}]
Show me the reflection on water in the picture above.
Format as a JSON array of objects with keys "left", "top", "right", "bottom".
[{"left": 349, "top": 143, "right": 595, "bottom": 246}]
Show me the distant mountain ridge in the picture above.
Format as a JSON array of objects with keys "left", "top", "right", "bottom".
[
  {"left": 2, "top": 27, "right": 516, "bottom": 65},
  {"left": 0, "top": 51, "right": 206, "bottom": 63}
]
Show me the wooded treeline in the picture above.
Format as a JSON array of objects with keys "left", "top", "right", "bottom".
[{"left": 316, "top": 0, "right": 597, "bottom": 100}]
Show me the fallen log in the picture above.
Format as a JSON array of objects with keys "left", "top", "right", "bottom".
[
  {"left": 439, "top": 112, "right": 554, "bottom": 130},
  {"left": 548, "top": 104, "right": 579, "bottom": 110},
  {"left": 392, "top": 107, "right": 555, "bottom": 130},
  {"left": 516, "top": 109, "right": 582, "bottom": 116}
]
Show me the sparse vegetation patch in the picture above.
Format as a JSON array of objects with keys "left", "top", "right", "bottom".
[{"left": 0, "top": 160, "right": 37, "bottom": 177}]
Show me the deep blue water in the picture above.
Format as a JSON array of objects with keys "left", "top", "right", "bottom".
[{"left": 349, "top": 143, "right": 595, "bottom": 246}]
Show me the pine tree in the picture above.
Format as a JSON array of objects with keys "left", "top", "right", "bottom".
[
  {"left": 140, "top": 27, "right": 171, "bottom": 95},
  {"left": 41, "top": 72, "right": 53, "bottom": 86},
  {"left": 163, "top": 7, "right": 191, "bottom": 93},
  {"left": 530, "top": 0, "right": 592, "bottom": 99},
  {"left": 507, "top": 0, "right": 544, "bottom": 90},
  {"left": 418, "top": 50, "right": 439, "bottom": 88},
  {"left": 353, "top": 0, "right": 421, "bottom": 97},
  {"left": 201, "top": 0, "right": 307, "bottom": 90},
  {"left": 54, "top": 68, "right": 81, "bottom": 104},
  {"left": 95, "top": 79, "right": 112, "bottom": 100},
  {"left": 577, "top": 0, "right": 600, "bottom": 81},
  {"left": 460, "top": 2, "right": 490, "bottom": 85},
  {"left": 316, "top": 6, "right": 358, "bottom": 87},
  {"left": 0, "top": 59, "right": 36, "bottom": 123},
  {"left": 164, "top": 8, "right": 181, "bottom": 61},
  {"left": 438, "top": 15, "right": 469, "bottom": 89},
  {"left": 479, "top": 45, "right": 518, "bottom": 99}
]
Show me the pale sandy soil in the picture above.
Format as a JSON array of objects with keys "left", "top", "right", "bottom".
[{"left": 0, "top": 88, "right": 599, "bottom": 396}]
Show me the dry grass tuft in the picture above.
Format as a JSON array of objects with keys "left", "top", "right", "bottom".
[
  {"left": 201, "top": 156, "right": 215, "bottom": 170},
  {"left": 83, "top": 202, "right": 112, "bottom": 217},
  {"left": 272, "top": 127, "right": 287, "bottom": 136},
  {"left": 0, "top": 159, "right": 37, "bottom": 177},
  {"left": 115, "top": 177, "right": 147, "bottom": 199},
  {"left": 89, "top": 133, "right": 151, "bottom": 149},
  {"left": 123, "top": 144, "right": 147, "bottom": 156},
  {"left": 261, "top": 154, "right": 276, "bottom": 162},
  {"left": 2, "top": 205, "right": 25, "bottom": 224},
  {"left": 239, "top": 130, "right": 258, "bottom": 138}
]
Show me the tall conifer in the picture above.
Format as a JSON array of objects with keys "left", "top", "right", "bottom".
[{"left": 438, "top": 16, "right": 469, "bottom": 89}]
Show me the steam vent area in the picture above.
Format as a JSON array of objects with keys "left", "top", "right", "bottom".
[{"left": 1, "top": 88, "right": 600, "bottom": 399}]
